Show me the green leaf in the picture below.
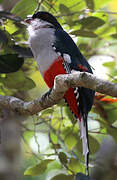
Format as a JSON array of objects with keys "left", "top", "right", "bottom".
[
  {"left": 59, "top": 4, "right": 73, "bottom": 26},
  {"left": 41, "top": 108, "right": 54, "bottom": 115},
  {"left": 70, "top": 30, "right": 97, "bottom": 38},
  {"left": 93, "top": 12, "right": 108, "bottom": 22},
  {"left": 111, "top": 33, "right": 117, "bottom": 39},
  {"left": 51, "top": 174, "right": 74, "bottom": 180},
  {"left": 64, "top": 106, "right": 76, "bottom": 124},
  {"left": 51, "top": 114, "right": 61, "bottom": 130},
  {"left": 94, "top": 0, "right": 111, "bottom": 10},
  {"left": 65, "top": 133, "right": 77, "bottom": 150},
  {"left": 68, "top": 158, "right": 81, "bottom": 173},
  {"left": 103, "top": 61, "right": 116, "bottom": 68},
  {"left": 59, "top": 4, "right": 70, "bottom": 14},
  {"left": 50, "top": 131, "right": 58, "bottom": 144},
  {"left": 105, "top": 103, "right": 117, "bottom": 124},
  {"left": 58, "top": 152, "right": 68, "bottom": 165},
  {"left": 23, "top": 131, "right": 34, "bottom": 143},
  {"left": 75, "top": 135, "right": 82, "bottom": 153},
  {"left": 84, "top": 0, "right": 94, "bottom": 10},
  {"left": 78, "top": 16, "right": 105, "bottom": 30},
  {"left": 78, "top": 43, "right": 88, "bottom": 51},
  {"left": 95, "top": 24, "right": 115, "bottom": 37},
  {"left": 1, "top": 70, "right": 35, "bottom": 91},
  {"left": 0, "top": 54, "right": 24, "bottom": 73},
  {"left": 5, "top": 20, "right": 19, "bottom": 34},
  {"left": 89, "top": 135, "right": 100, "bottom": 154},
  {"left": 11, "top": 0, "right": 37, "bottom": 18},
  {"left": 55, "top": 0, "right": 85, "bottom": 13},
  {"left": 24, "top": 159, "right": 53, "bottom": 176},
  {"left": 107, "top": 126, "right": 117, "bottom": 142}
]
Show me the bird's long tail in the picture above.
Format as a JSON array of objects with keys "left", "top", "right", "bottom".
[
  {"left": 64, "top": 87, "right": 89, "bottom": 175},
  {"left": 78, "top": 116, "right": 89, "bottom": 175},
  {"left": 61, "top": 60, "right": 90, "bottom": 174}
]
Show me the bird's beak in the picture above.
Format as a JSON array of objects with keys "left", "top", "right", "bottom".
[{"left": 25, "top": 16, "right": 33, "bottom": 24}]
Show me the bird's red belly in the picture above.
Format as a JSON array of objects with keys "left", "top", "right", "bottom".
[
  {"left": 43, "top": 56, "right": 80, "bottom": 119},
  {"left": 43, "top": 56, "right": 66, "bottom": 88}
]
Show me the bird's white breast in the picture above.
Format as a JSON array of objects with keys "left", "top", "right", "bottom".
[{"left": 27, "top": 26, "right": 58, "bottom": 75}]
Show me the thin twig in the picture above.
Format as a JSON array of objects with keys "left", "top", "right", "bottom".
[{"left": 35, "top": 0, "right": 45, "bottom": 12}]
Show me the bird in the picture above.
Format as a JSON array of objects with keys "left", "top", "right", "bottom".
[{"left": 25, "top": 11, "right": 95, "bottom": 175}]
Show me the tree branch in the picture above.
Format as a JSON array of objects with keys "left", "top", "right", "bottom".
[{"left": 0, "top": 71, "right": 117, "bottom": 115}]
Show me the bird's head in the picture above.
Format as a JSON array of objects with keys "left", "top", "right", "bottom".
[{"left": 25, "top": 11, "right": 62, "bottom": 31}]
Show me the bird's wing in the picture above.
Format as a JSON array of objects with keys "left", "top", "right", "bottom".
[{"left": 54, "top": 29, "right": 95, "bottom": 115}]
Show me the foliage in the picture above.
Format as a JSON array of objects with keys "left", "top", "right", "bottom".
[{"left": 0, "top": 0, "right": 117, "bottom": 179}]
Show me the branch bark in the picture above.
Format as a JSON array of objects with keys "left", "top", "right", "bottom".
[{"left": 0, "top": 71, "right": 117, "bottom": 115}]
